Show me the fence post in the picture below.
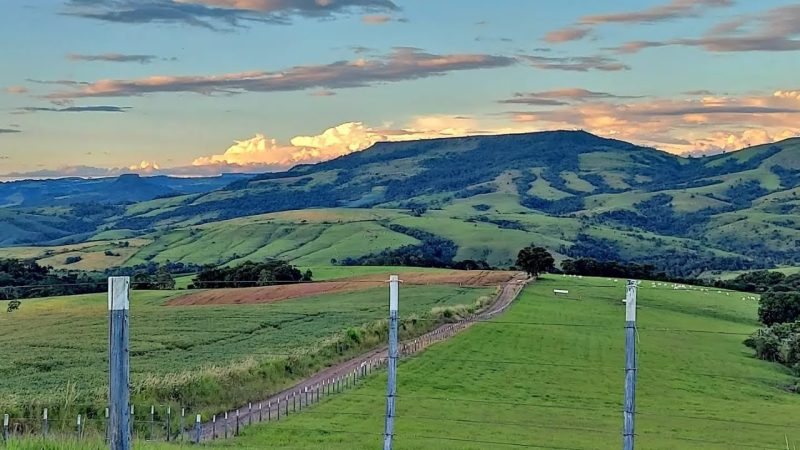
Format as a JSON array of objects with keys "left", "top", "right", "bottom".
[
  {"left": 77, "top": 414, "right": 83, "bottom": 440},
  {"left": 108, "top": 276, "right": 131, "bottom": 450},
  {"left": 129, "top": 405, "right": 134, "bottom": 440},
  {"left": 623, "top": 280, "right": 638, "bottom": 450},
  {"left": 259, "top": 403, "right": 263, "bottom": 422},
  {"left": 224, "top": 412, "right": 228, "bottom": 439},
  {"left": 383, "top": 274, "right": 399, "bottom": 450},
  {"left": 212, "top": 415, "right": 216, "bottom": 439},
  {"left": 165, "top": 406, "right": 171, "bottom": 442},
  {"left": 194, "top": 414, "right": 201, "bottom": 444},
  {"left": 149, "top": 405, "right": 154, "bottom": 440},
  {"left": 235, "top": 409, "right": 240, "bottom": 435},
  {"left": 3, "top": 414, "right": 8, "bottom": 442},
  {"left": 180, "top": 408, "right": 185, "bottom": 442},
  {"left": 104, "top": 407, "right": 109, "bottom": 443},
  {"left": 43, "top": 408, "right": 49, "bottom": 438},
  {"left": 249, "top": 402, "right": 253, "bottom": 426}
]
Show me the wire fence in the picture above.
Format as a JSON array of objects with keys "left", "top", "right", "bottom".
[{"left": 0, "top": 276, "right": 790, "bottom": 449}]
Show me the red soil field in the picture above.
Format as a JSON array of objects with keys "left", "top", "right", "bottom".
[{"left": 165, "top": 270, "right": 518, "bottom": 306}]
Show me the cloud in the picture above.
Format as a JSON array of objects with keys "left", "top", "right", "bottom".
[
  {"left": 64, "top": 0, "right": 399, "bottom": 30},
  {"left": 683, "top": 90, "right": 716, "bottom": 96},
  {"left": 545, "top": 0, "right": 732, "bottom": 44},
  {"left": 505, "top": 90, "right": 800, "bottom": 154},
  {"left": 579, "top": 0, "right": 732, "bottom": 25},
  {"left": 500, "top": 88, "right": 640, "bottom": 105},
  {"left": 129, "top": 160, "right": 161, "bottom": 172},
  {"left": 4, "top": 86, "right": 28, "bottom": 94},
  {"left": 17, "top": 105, "right": 131, "bottom": 113},
  {"left": 46, "top": 48, "right": 516, "bottom": 99},
  {"left": 611, "top": 40, "right": 669, "bottom": 54},
  {"left": 0, "top": 129, "right": 21, "bottom": 134},
  {"left": 362, "top": 14, "right": 391, "bottom": 24},
  {"left": 543, "top": 27, "right": 590, "bottom": 43},
  {"left": 614, "top": 4, "right": 800, "bottom": 53},
  {"left": 192, "top": 116, "right": 499, "bottom": 170},
  {"left": 519, "top": 55, "right": 629, "bottom": 72},
  {"left": 310, "top": 90, "right": 336, "bottom": 97},
  {"left": 67, "top": 53, "right": 160, "bottom": 64}
]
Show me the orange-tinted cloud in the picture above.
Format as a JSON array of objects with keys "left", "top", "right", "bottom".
[
  {"left": 362, "top": 14, "right": 391, "bottom": 24},
  {"left": 4, "top": 86, "right": 28, "bottom": 94},
  {"left": 47, "top": 49, "right": 515, "bottom": 99},
  {"left": 507, "top": 90, "right": 800, "bottom": 154},
  {"left": 543, "top": 27, "right": 590, "bottom": 43}
]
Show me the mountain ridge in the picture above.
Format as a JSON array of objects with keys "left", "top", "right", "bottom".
[{"left": 1, "top": 130, "right": 799, "bottom": 276}]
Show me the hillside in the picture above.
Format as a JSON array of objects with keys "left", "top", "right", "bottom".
[
  {"left": 196, "top": 277, "right": 798, "bottom": 449},
  {"left": 2, "top": 131, "right": 800, "bottom": 276}
]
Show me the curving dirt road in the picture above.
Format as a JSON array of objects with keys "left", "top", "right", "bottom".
[{"left": 200, "top": 273, "right": 529, "bottom": 440}]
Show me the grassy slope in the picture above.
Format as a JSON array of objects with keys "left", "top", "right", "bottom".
[
  {"left": 0, "top": 284, "right": 492, "bottom": 405},
  {"left": 194, "top": 276, "right": 800, "bottom": 450}
]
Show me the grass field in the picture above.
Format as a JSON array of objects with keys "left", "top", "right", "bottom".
[
  {"left": 0, "top": 283, "right": 494, "bottom": 414},
  {"left": 162, "top": 275, "right": 799, "bottom": 450}
]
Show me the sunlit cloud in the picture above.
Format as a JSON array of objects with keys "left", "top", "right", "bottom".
[
  {"left": 543, "top": 27, "right": 590, "bottom": 43},
  {"left": 362, "top": 14, "right": 391, "bottom": 24},
  {"left": 506, "top": 89, "right": 800, "bottom": 154},
  {"left": 46, "top": 48, "right": 516, "bottom": 99},
  {"left": 613, "top": 4, "right": 800, "bottom": 53},
  {"left": 545, "top": 0, "right": 733, "bottom": 44},
  {"left": 4, "top": 86, "right": 28, "bottom": 94},
  {"left": 191, "top": 118, "right": 482, "bottom": 169}
]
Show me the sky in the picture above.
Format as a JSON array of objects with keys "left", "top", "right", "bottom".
[{"left": 1, "top": 0, "right": 799, "bottom": 178}]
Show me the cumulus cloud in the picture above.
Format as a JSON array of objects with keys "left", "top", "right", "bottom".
[
  {"left": 65, "top": 0, "right": 398, "bottom": 30},
  {"left": 46, "top": 48, "right": 515, "bottom": 99},
  {"left": 192, "top": 117, "right": 494, "bottom": 170},
  {"left": 4, "top": 86, "right": 28, "bottom": 94},
  {"left": 129, "top": 160, "right": 161, "bottom": 172},
  {"left": 67, "top": 53, "right": 160, "bottom": 64},
  {"left": 519, "top": 55, "right": 629, "bottom": 72}
]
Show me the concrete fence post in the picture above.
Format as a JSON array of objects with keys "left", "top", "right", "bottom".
[
  {"left": 623, "top": 280, "right": 638, "bottom": 450},
  {"left": 108, "top": 276, "right": 131, "bottom": 450},
  {"left": 383, "top": 275, "right": 400, "bottom": 450}
]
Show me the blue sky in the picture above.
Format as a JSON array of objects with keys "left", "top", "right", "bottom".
[{"left": 1, "top": 0, "right": 799, "bottom": 177}]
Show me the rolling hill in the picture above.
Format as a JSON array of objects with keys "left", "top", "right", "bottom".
[{"left": 2, "top": 130, "right": 799, "bottom": 276}]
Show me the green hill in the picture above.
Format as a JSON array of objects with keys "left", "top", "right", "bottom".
[{"left": 3, "top": 131, "right": 800, "bottom": 276}]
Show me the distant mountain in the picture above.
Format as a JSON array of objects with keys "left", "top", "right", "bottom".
[
  {"left": 2, "top": 131, "right": 799, "bottom": 276},
  {"left": 0, "top": 173, "right": 252, "bottom": 208}
]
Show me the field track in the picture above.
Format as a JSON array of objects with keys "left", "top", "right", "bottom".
[
  {"left": 167, "top": 270, "right": 517, "bottom": 306},
  {"left": 201, "top": 272, "right": 529, "bottom": 440}
]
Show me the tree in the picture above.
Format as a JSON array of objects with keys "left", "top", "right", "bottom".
[
  {"left": 516, "top": 245, "right": 554, "bottom": 278},
  {"left": 132, "top": 272, "right": 156, "bottom": 290},
  {"left": 154, "top": 266, "right": 175, "bottom": 290},
  {"left": 758, "top": 292, "right": 800, "bottom": 325}
]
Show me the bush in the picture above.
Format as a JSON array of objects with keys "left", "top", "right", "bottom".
[{"left": 64, "top": 256, "right": 82, "bottom": 265}]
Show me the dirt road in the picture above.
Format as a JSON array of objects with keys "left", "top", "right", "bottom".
[{"left": 200, "top": 273, "right": 529, "bottom": 440}]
